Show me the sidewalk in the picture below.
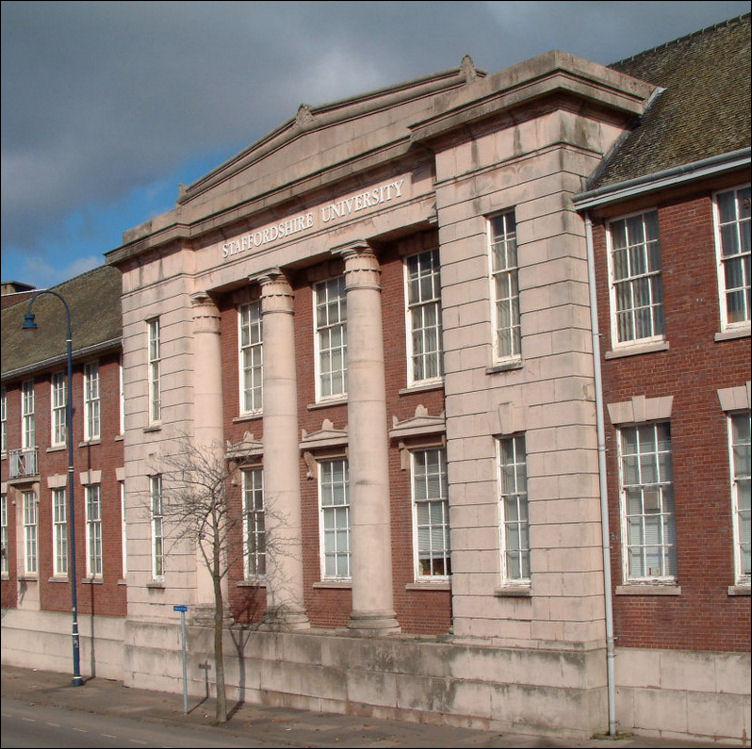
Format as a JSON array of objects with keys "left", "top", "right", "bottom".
[{"left": 0, "top": 664, "right": 726, "bottom": 748}]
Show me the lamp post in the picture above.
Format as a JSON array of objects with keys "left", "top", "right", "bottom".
[{"left": 23, "top": 290, "right": 83, "bottom": 687}]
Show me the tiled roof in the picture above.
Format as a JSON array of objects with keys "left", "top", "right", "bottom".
[
  {"left": 1, "top": 264, "right": 122, "bottom": 379},
  {"left": 587, "top": 13, "right": 750, "bottom": 190}
]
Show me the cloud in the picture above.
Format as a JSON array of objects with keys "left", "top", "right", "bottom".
[{"left": 2, "top": 1, "right": 749, "bottom": 286}]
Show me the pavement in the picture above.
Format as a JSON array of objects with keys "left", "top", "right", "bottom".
[{"left": 0, "top": 664, "right": 733, "bottom": 748}]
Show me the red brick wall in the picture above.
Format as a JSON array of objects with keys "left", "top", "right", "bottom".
[
  {"left": 591, "top": 182, "right": 751, "bottom": 652},
  {"left": 1, "top": 351, "right": 126, "bottom": 618}
]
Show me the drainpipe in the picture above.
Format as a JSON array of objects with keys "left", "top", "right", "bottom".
[{"left": 584, "top": 213, "right": 617, "bottom": 737}]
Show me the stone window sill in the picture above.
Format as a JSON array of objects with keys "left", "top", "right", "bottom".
[
  {"left": 82, "top": 577, "right": 103, "bottom": 585},
  {"left": 486, "top": 360, "right": 523, "bottom": 374},
  {"left": 146, "top": 581, "right": 165, "bottom": 589},
  {"left": 143, "top": 425, "right": 161, "bottom": 434},
  {"left": 715, "top": 326, "right": 750, "bottom": 342},
  {"left": 727, "top": 585, "right": 750, "bottom": 596},
  {"left": 308, "top": 398, "right": 348, "bottom": 411},
  {"left": 494, "top": 585, "right": 531, "bottom": 597},
  {"left": 17, "top": 576, "right": 38, "bottom": 582},
  {"left": 405, "top": 581, "right": 450, "bottom": 591},
  {"left": 605, "top": 340, "right": 669, "bottom": 359},
  {"left": 79, "top": 439, "right": 102, "bottom": 447},
  {"left": 48, "top": 576, "right": 69, "bottom": 583},
  {"left": 233, "top": 413, "right": 262, "bottom": 424},
  {"left": 46, "top": 445, "right": 66, "bottom": 453},
  {"left": 236, "top": 580, "right": 267, "bottom": 588},
  {"left": 616, "top": 583, "right": 681, "bottom": 595},
  {"left": 399, "top": 380, "right": 444, "bottom": 396},
  {"left": 312, "top": 580, "right": 351, "bottom": 589}
]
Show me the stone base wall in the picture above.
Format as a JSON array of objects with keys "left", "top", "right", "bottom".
[
  {"left": 3, "top": 616, "right": 749, "bottom": 744},
  {"left": 122, "top": 621, "right": 608, "bottom": 740},
  {"left": 615, "top": 647, "right": 751, "bottom": 745},
  {"left": 1, "top": 609, "right": 124, "bottom": 681}
]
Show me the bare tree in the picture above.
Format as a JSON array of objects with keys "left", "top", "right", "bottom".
[{"left": 156, "top": 435, "right": 247, "bottom": 724}]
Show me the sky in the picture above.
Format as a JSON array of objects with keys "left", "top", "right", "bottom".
[{"left": 2, "top": 1, "right": 750, "bottom": 289}]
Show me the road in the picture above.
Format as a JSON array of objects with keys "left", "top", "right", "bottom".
[{"left": 0, "top": 697, "right": 281, "bottom": 749}]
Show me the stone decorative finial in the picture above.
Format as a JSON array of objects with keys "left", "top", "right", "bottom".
[
  {"left": 296, "top": 103, "right": 314, "bottom": 127},
  {"left": 460, "top": 54, "right": 477, "bottom": 83}
]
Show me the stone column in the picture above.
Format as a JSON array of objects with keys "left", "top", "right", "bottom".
[
  {"left": 253, "top": 269, "right": 309, "bottom": 629},
  {"left": 190, "top": 291, "right": 227, "bottom": 611},
  {"left": 334, "top": 241, "right": 399, "bottom": 634}
]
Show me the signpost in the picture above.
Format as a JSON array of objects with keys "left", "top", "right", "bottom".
[{"left": 173, "top": 605, "right": 188, "bottom": 713}]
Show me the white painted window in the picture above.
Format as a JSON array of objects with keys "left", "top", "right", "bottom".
[
  {"left": 729, "top": 411, "right": 751, "bottom": 584},
  {"left": 1, "top": 493, "right": 9, "bottom": 575},
  {"left": 21, "top": 380, "right": 35, "bottom": 449},
  {"left": 498, "top": 435, "right": 530, "bottom": 583},
  {"left": 242, "top": 468, "right": 265, "bottom": 577},
  {"left": 405, "top": 250, "right": 443, "bottom": 384},
  {"left": 51, "top": 372, "right": 67, "bottom": 447},
  {"left": 52, "top": 487, "right": 68, "bottom": 576},
  {"left": 239, "top": 302, "right": 263, "bottom": 414},
  {"left": 22, "top": 490, "right": 37, "bottom": 575},
  {"left": 319, "top": 458, "right": 350, "bottom": 579},
  {"left": 411, "top": 448, "right": 450, "bottom": 578},
  {"left": 85, "top": 484, "right": 103, "bottom": 577},
  {"left": 1, "top": 387, "right": 7, "bottom": 454},
  {"left": 608, "top": 210, "right": 665, "bottom": 345},
  {"left": 618, "top": 422, "right": 676, "bottom": 580},
  {"left": 489, "top": 211, "right": 521, "bottom": 361},
  {"left": 120, "top": 481, "right": 127, "bottom": 578},
  {"left": 118, "top": 357, "right": 125, "bottom": 435},
  {"left": 314, "top": 277, "right": 347, "bottom": 401},
  {"left": 83, "top": 362, "right": 100, "bottom": 441},
  {"left": 148, "top": 319, "right": 161, "bottom": 423},
  {"left": 714, "top": 185, "right": 751, "bottom": 329},
  {"left": 150, "top": 475, "right": 164, "bottom": 580}
]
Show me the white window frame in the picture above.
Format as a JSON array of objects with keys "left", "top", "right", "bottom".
[
  {"left": 238, "top": 302, "right": 263, "bottom": 415},
  {"left": 728, "top": 411, "right": 751, "bottom": 585},
  {"left": 618, "top": 422, "right": 677, "bottom": 581},
  {"left": 147, "top": 318, "right": 161, "bottom": 424},
  {"left": 1, "top": 493, "right": 9, "bottom": 576},
  {"left": 411, "top": 447, "right": 450, "bottom": 580},
  {"left": 22, "top": 490, "right": 37, "bottom": 575},
  {"left": 120, "top": 481, "right": 127, "bottom": 578},
  {"left": 488, "top": 211, "right": 521, "bottom": 362},
  {"left": 713, "top": 184, "right": 751, "bottom": 331},
  {"left": 52, "top": 487, "right": 68, "bottom": 576},
  {"left": 51, "top": 372, "right": 67, "bottom": 447},
  {"left": 83, "top": 362, "right": 100, "bottom": 441},
  {"left": 314, "top": 276, "right": 347, "bottom": 402},
  {"left": 1, "top": 387, "right": 7, "bottom": 455},
  {"left": 497, "top": 435, "right": 531, "bottom": 584},
  {"left": 405, "top": 249, "right": 443, "bottom": 385},
  {"left": 607, "top": 209, "right": 665, "bottom": 347},
  {"left": 21, "top": 379, "right": 35, "bottom": 449},
  {"left": 118, "top": 357, "right": 125, "bottom": 436},
  {"left": 318, "top": 458, "right": 350, "bottom": 579},
  {"left": 85, "top": 483, "right": 103, "bottom": 578},
  {"left": 150, "top": 475, "right": 164, "bottom": 580},
  {"left": 242, "top": 468, "right": 265, "bottom": 578}
]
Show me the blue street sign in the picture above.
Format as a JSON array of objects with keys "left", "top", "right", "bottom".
[{"left": 173, "top": 605, "right": 188, "bottom": 612}]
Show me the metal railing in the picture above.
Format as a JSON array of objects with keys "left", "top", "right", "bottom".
[{"left": 8, "top": 447, "right": 39, "bottom": 478}]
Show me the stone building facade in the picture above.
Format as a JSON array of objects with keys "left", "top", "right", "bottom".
[{"left": 2, "top": 14, "right": 749, "bottom": 745}]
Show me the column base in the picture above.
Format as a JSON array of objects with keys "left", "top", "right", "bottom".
[
  {"left": 348, "top": 609, "right": 401, "bottom": 635},
  {"left": 262, "top": 606, "right": 311, "bottom": 632}
]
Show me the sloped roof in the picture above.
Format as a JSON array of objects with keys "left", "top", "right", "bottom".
[
  {"left": 1, "top": 264, "right": 122, "bottom": 380},
  {"left": 587, "top": 13, "right": 750, "bottom": 190}
]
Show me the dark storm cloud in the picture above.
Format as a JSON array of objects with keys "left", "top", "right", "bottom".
[{"left": 2, "top": 1, "right": 749, "bottom": 273}]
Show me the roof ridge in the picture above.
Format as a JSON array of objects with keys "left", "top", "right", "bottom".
[{"left": 609, "top": 12, "right": 750, "bottom": 68}]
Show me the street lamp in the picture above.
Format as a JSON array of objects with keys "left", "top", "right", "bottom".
[{"left": 22, "top": 290, "right": 83, "bottom": 687}]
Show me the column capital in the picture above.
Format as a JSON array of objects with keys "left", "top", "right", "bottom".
[
  {"left": 250, "top": 268, "right": 295, "bottom": 314},
  {"left": 331, "top": 241, "right": 381, "bottom": 291},
  {"left": 190, "top": 290, "right": 220, "bottom": 331}
]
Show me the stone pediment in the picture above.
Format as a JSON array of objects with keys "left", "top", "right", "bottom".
[
  {"left": 226, "top": 431, "right": 263, "bottom": 460},
  {"left": 299, "top": 419, "right": 348, "bottom": 450},
  {"left": 389, "top": 405, "right": 446, "bottom": 440}
]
